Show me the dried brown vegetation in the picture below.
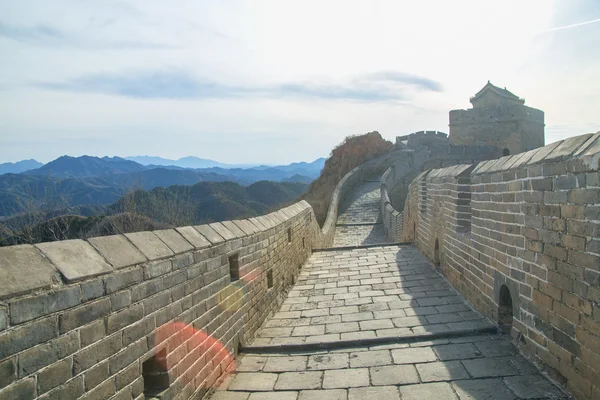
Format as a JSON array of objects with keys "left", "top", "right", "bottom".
[{"left": 301, "top": 131, "right": 393, "bottom": 226}]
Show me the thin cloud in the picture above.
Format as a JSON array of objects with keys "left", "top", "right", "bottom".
[
  {"left": 361, "top": 71, "right": 443, "bottom": 92},
  {"left": 34, "top": 70, "right": 442, "bottom": 102},
  {"left": 0, "top": 21, "right": 175, "bottom": 50},
  {"left": 541, "top": 17, "right": 600, "bottom": 33}
]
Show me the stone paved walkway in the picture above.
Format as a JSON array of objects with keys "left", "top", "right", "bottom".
[
  {"left": 246, "top": 246, "right": 492, "bottom": 347},
  {"left": 207, "top": 179, "right": 568, "bottom": 400},
  {"left": 333, "top": 179, "right": 388, "bottom": 247}
]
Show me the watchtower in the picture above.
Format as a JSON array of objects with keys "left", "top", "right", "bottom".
[{"left": 448, "top": 81, "right": 545, "bottom": 155}]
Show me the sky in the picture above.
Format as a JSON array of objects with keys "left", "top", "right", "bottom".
[{"left": 0, "top": 0, "right": 599, "bottom": 164}]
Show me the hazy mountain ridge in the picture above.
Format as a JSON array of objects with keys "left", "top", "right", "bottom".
[
  {"left": 0, "top": 159, "right": 44, "bottom": 174},
  {"left": 0, "top": 180, "right": 308, "bottom": 245},
  {"left": 0, "top": 156, "right": 324, "bottom": 217}
]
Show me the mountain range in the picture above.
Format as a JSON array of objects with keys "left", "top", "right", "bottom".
[
  {"left": 0, "top": 155, "right": 325, "bottom": 218},
  {"left": 0, "top": 159, "right": 44, "bottom": 174}
]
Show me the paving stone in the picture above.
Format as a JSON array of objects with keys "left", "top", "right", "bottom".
[
  {"left": 263, "top": 356, "right": 307, "bottom": 372},
  {"left": 473, "top": 340, "right": 517, "bottom": 357},
  {"left": 323, "top": 368, "right": 369, "bottom": 389},
  {"left": 400, "top": 382, "right": 458, "bottom": 400},
  {"left": 305, "top": 334, "right": 340, "bottom": 344},
  {"left": 298, "top": 389, "right": 347, "bottom": 400},
  {"left": 349, "top": 350, "right": 391, "bottom": 368},
  {"left": 228, "top": 373, "right": 278, "bottom": 391},
  {"left": 359, "top": 319, "right": 394, "bottom": 330},
  {"left": 462, "top": 357, "right": 520, "bottom": 378},
  {"left": 416, "top": 361, "right": 470, "bottom": 382},
  {"left": 433, "top": 343, "right": 483, "bottom": 361},
  {"left": 274, "top": 371, "right": 322, "bottom": 390},
  {"left": 504, "top": 374, "right": 566, "bottom": 399},
  {"left": 391, "top": 347, "right": 437, "bottom": 364},
  {"left": 341, "top": 331, "right": 376, "bottom": 340},
  {"left": 248, "top": 392, "right": 298, "bottom": 400},
  {"left": 349, "top": 386, "right": 400, "bottom": 400},
  {"left": 451, "top": 378, "right": 517, "bottom": 400},
  {"left": 326, "top": 322, "right": 359, "bottom": 334},
  {"left": 211, "top": 392, "right": 251, "bottom": 400},
  {"left": 307, "top": 354, "right": 349, "bottom": 370},
  {"left": 370, "top": 365, "right": 420, "bottom": 386}
]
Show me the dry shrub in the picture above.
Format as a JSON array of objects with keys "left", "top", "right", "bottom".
[{"left": 301, "top": 131, "right": 392, "bottom": 226}]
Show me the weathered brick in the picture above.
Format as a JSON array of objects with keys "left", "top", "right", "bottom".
[
  {"left": 584, "top": 269, "right": 600, "bottom": 287},
  {"left": 59, "top": 298, "right": 111, "bottom": 333},
  {"left": 569, "top": 250, "right": 600, "bottom": 271},
  {"left": 561, "top": 204, "right": 585, "bottom": 219},
  {"left": 80, "top": 320, "right": 106, "bottom": 347},
  {"left": 83, "top": 378, "right": 115, "bottom": 400},
  {"left": 74, "top": 334, "right": 122, "bottom": 374},
  {"left": 0, "top": 357, "right": 16, "bottom": 389},
  {"left": 107, "top": 303, "right": 144, "bottom": 334},
  {"left": 530, "top": 178, "right": 553, "bottom": 191},
  {"left": 104, "top": 268, "right": 143, "bottom": 294},
  {"left": 568, "top": 188, "right": 600, "bottom": 204},
  {"left": 163, "top": 270, "right": 187, "bottom": 289},
  {"left": 9, "top": 287, "right": 80, "bottom": 324},
  {"left": 587, "top": 239, "right": 600, "bottom": 254},
  {"left": 540, "top": 204, "right": 561, "bottom": 217},
  {"left": 131, "top": 279, "right": 163, "bottom": 302},
  {"left": 39, "top": 376, "right": 84, "bottom": 400},
  {"left": 84, "top": 361, "right": 109, "bottom": 391},
  {"left": 172, "top": 253, "right": 194, "bottom": 270},
  {"left": 553, "top": 327, "right": 581, "bottom": 357},
  {"left": 0, "top": 307, "right": 6, "bottom": 331},
  {"left": 122, "top": 318, "right": 152, "bottom": 347},
  {"left": 144, "top": 260, "right": 172, "bottom": 279},
  {"left": 0, "top": 377, "right": 36, "bottom": 400},
  {"left": 544, "top": 244, "right": 567, "bottom": 261},
  {"left": 81, "top": 279, "right": 105, "bottom": 302},
  {"left": 0, "top": 316, "right": 57, "bottom": 360},
  {"left": 108, "top": 339, "right": 147, "bottom": 375},
  {"left": 143, "top": 292, "right": 171, "bottom": 315},
  {"left": 38, "top": 358, "right": 73, "bottom": 394},
  {"left": 18, "top": 331, "right": 79, "bottom": 377},
  {"left": 116, "top": 362, "right": 139, "bottom": 390},
  {"left": 568, "top": 220, "right": 600, "bottom": 237},
  {"left": 110, "top": 290, "right": 132, "bottom": 311},
  {"left": 562, "top": 234, "right": 586, "bottom": 251}
]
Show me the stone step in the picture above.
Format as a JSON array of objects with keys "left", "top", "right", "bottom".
[{"left": 243, "top": 323, "right": 498, "bottom": 354}]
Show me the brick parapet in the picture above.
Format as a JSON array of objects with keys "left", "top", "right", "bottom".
[
  {"left": 403, "top": 132, "right": 600, "bottom": 400},
  {"left": 0, "top": 147, "right": 397, "bottom": 399}
]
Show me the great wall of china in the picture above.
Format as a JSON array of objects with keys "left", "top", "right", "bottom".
[{"left": 0, "top": 83, "right": 598, "bottom": 400}]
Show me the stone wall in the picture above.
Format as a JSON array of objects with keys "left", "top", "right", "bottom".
[
  {"left": 0, "top": 202, "right": 320, "bottom": 400},
  {"left": 449, "top": 104, "right": 545, "bottom": 155},
  {"left": 0, "top": 147, "right": 391, "bottom": 400},
  {"left": 380, "top": 141, "right": 502, "bottom": 242},
  {"left": 402, "top": 132, "right": 600, "bottom": 400}
]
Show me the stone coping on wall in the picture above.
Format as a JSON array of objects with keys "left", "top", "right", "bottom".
[
  {"left": 0, "top": 201, "right": 312, "bottom": 301},
  {"left": 472, "top": 132, "right": 599, "bottom": 175}
]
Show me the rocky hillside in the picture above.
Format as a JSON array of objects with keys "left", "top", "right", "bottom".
[{"left": 301, "top": 131, "right": 393, "bottom": 226}]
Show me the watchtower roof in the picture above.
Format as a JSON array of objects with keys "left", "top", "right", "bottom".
[{"left": 470, "top": 81, "right": 525, "bottom": 106}]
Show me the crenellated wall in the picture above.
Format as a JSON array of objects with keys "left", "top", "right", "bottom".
[
  {"left": 380, "top": 140, "right": 502, "bottom": 243},
  {"left": 402, "top": 132, "right": 600, "bottom": 400}
]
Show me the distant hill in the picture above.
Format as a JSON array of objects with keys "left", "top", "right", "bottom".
[
  {"left": 0, "top": 155, "right": 325, "bottom": 218},
  {"left": 1, "top": 180, "right": 308, "bottom": 245},
  {"left": 0, "top": 159, "right": 44, "bottom": 175},
  {"left": 25, "top": 156, "right": 145, "bottom": 178},
  {"left": 283, "top": 174, "right": 314, "bottom": 184},
  {"left": 125, "top": 155, "right": 257, "bottom": 169}
]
